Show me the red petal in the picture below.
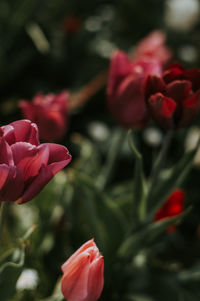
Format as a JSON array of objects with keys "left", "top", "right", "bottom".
[
  {"left": 2, "top": 120, "right": 39, "bottom": 146},
  {"left": 20, "top": 145, "right": 71, "bottom": 203},
  {"left": 11, "top": 143, "right": 49, "bottom": 181},
  {"left": 166, "top": 80, "right": 192, "bottom": 103},
  {"left": 184, "top": 68, "right": 200, "bottom": 91},
  {"left": 109, "top": 75, "right": 148, "bottom": 128},
  {"left": 178, "top": 90, "right": 200, "bottom": 127},
  {"left": 163, "top": 65, "right": 184, "bottom": 84},
  {"left": 148, "top": 93, "right": 177, "bottom": 129},
  {"left": 107, "top": 50, "right": 132, "bottom": 98},
  {"left": 0, "top": 164, "right": 24, "bottom": 202},
  {"left": 145, "top": 75, "right": 165, "bottom": 100},
  {"left": 0, "top": 137, "right": 14, "bottom": 166}
]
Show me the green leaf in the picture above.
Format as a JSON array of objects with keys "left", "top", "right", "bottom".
[
  {"left": 118, "top": 207, "right": 191, "bottom": 259},
  {"left": 128, "top": 130, "right": 147, "bottom": 222},
  {"left": 148, "top": 147, "right": 198, "bottom": 220}
]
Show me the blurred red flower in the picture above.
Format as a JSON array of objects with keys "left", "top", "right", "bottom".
[
  {"left": 61, "top": 238, "right": 104, "bottom": 301},
  {"left": 62, "top": 15, "right": 82, "bottom": 35},
  {"left": 107, "top": 50, "right": 162, "bottom": 128},
  {"left": 145, "top": 63, "right": 200, "bottom": 129},
  {"left": 154, "top": 189, "right": 185, "bottom": 232},
  {"left": 19, "top": 91, "right": 69, "bottom": 142},
  {"left": 0, "top": 120, "right": 71, "bottom": 204}
]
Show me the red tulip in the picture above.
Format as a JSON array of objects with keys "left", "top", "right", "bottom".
[
  {"left": 145, "top": 63, "right": 200, "bottom": 129},
  {"left": 107, "top": 50, "right": 162, "bottom": 128},
  {"left": 19, "top": 91, "right": 69, "bottom": 142},
  {"left": 61, "top": 239, "right": 104, "bottom": 301},
  {"left": 154, "top": 189, "right": 185, "bottom": 232},
  {"left": 0, "top": 120, "right": 71, "bottom": 204},
  {"left": 132, "top": 30, "right": 172, "bottom": 66}
]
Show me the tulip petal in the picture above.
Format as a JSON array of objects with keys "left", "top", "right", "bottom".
[
  {"left": 11, "top": 143, "right": 49, "bottom": 181},
  {"left": 62, "top": 239, "right": 95, "bottom": 274},
  {"left": 163, "top": 65, "right": 183, "bottom": 84},
  {"left": 19, "top": 101, "right": 37, "bottom": 121},
  {"left": 0, "top": 164, "right": 24, "bottom": 202},
  {"left": 45, "top": 143, "right": 72, "bottom": 174},
  {"left": 145, "top": 75, "right": 166, "bottom": 99},
  {"left": 86, "top": 256, "right": 104, "bottom": 301},
  {"left": 110, "top": 75, "right": 148, "bottom": 128},
  {"left": 166, "top": 80, "right": 192, "bottom": 103},
  {"left": 6, "top": 120, "right": 39, "bottom": 145},
  {"left": 148, "top": 93, "right": 177, "bottom": 129},
  {"left": 107, "top": 50, "right": 132, "bottom": 98},
  {"left": 184, "top": 68, "right": 200, "bottom": 91},
  {"left": 0, "top": 137, "right": 14, "bottom": 166},
  {"left": 20, "top": 145, "right": 71, "bottom": 203},
  {"left": 178, "top": 90, "right": 200, "bottom": 127},
  {"left": 61, "top": 253, "right": 90, "bottom": 301}
]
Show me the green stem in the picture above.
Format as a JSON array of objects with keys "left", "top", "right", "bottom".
[
  {"left": 0, "top": 202, "right": 6, "bottom": 244},
  {"left": 96, "top": 128, "right": 127, "bottom": 191},
  {"left": 146, "top": 130, "right": 173, "bottom": 210}
]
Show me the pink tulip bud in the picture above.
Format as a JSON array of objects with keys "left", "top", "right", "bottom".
[
  {"left": 19, "top": 91, "right": 69, "bottom": 142},
  {"left": 0, "top": 119, "right": 71, "bottom": 204},
  {"left": 61, "top": 239, "right": 104, "bottom": 301}
]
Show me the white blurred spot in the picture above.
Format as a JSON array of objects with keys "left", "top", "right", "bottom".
[
  {"left": 165, "top": 0, "right": 200, "bottom": 32},
  {"left": 91, "top": 39, "right": 117, "bottom": 58},
  {"left": 178, "top": 45, "right": 198, "bottom": 63},
  {"left": 143, "top": 127, "right": 163, "bottom": 147},
  {"left": 26, "top": 22, "right": 50, "bottom": 53},
  {"left": 16, "top": 269, "right": 39, "bottom": 291},
  {"left": 88, "top": 121, "right": 110, "bottom": 141},
  {"left": 133, "top": 252, "right": 147, "bottom": 267},
  {"left": 85, "top": 16, "right": 102, "bottom": 32}
]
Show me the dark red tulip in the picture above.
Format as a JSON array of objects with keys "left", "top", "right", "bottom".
[
  {"left": 0, "top": 120, "right": 71, "bottom": 204},
  {"left": 132, "top": 30, "right": 172, "bottom": 66},
  {"left": 19, "top": 91, "right": 69, "bottom": 142},
  {"left": 107, "top": 50, "right": 162, "bottom": 128},
  {"left": 145, "top": 63, "right": 200, "bottom": 129},
  {"left": 154, "top": 189, "right": 185, "bottom": 232}
]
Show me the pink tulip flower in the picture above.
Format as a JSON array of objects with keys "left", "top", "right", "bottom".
[
  {"left": 61, "top": 239, "right": 104, "bottom": 301},
  {"left": 0, "top": 119, "right": 71, "bottom": 204},
  {"left": 107, "top": 50, "right": 162, "bottom": 128}
]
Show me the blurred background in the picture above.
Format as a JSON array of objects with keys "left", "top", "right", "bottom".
[{"left": 1, "top": 0, "right": 200, "bottom": 301}]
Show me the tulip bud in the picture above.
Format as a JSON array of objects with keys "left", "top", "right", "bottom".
[
  {"left": 61, "top": 239, "right": 104, "bottom": 301},
  {"left": 19, "top": 91, "right": 69, "bottom": 142},
  {"left": 154, "top": 189, "right": 185, "bottom": 232}
]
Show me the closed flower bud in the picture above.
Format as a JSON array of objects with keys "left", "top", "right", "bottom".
[
  {"left": 19, "top": 91, "right": 69, "bottom": 142},
  {"left": 154, "top": 189, "right": 185, "bottom": 232},
  {"left": 61, "top": 239, "right": 104, "bottom": 301},
  {"left": 0, "top": 119, "right": 71, "bottom": 204}
]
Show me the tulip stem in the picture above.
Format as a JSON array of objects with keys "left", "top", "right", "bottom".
[
  {"left": 0, "top": 202, "right": 6, "bottom": 244},
  {"left": 96, "top": 127, "right": 127, "bottom": 191},
  {"left": 146, "top": 130, "right": 173, "bottom": 210}
]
